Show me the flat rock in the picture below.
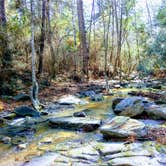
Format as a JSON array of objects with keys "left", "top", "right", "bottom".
[
  {"left": 108, "top": 156, "right": 161, "bottom": 166},
  {"left": 13, "top": 93, "right": 30, "bottom": 101},
  {"left": 61, "top": 144, "right": 99, "bottom": 163},
  {"left": 105, "top": 150, "right": 152, "bottom": 160},
  {"left": 94, "top": 142, "right": 125, "bottom": 155},
  {"left": 100, "top": 116, "right": 147, "bottom": 139},
  {"left": 23, "top": 153, "right": 61, "bottom": 166},
  {"left": 14, "top": 106, "right": 40, "bottom": 117},
  {"left": 49, "top": 117, "right": 101, "bottom": 131}
]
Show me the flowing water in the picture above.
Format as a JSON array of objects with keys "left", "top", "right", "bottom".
[{"left": 0, "top": 87, "right": 165, "bottom": 166}]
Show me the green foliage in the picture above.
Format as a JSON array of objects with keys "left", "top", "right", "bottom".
[
  {"left": 137, "top": 57, "right": 156, "bottom": 74},
  {"left": 157, "top": 5, "right": 166, "bottom": 26},
  {"left": 148, "top": 30, "right": 166, "bottom": 60}
]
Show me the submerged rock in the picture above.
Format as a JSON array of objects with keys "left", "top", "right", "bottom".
[
  {"left": 58, "top": 95, "right": 88, "bottom": 105},
  {"left": 14, "top": 106, "right": 40, "bottom": 117},
  {"left": 49, "top": 117, "right": 101, "bottom": 131},
  {"left": 77, "top": 90, "right": 96, "bottom": 98},
  {"left": 90, "top": 93, "right": 104, "bottom": 102},
  {"left": 45, "top": 103, "right": 75, "bottom": 113},
  {"left": 73, "top": 111, "right": 87, "bottom": 117},
  {"left": 17, "top": 143, "right": 27, "bottom": 150},
  {"left": 100, "top": 116, "right": 147, "bottom": 139},
  {"left": 113, "top": 97, "right": 145, "bottom": 117}
]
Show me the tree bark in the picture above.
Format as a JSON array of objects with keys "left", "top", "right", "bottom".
[
  {"left": 77, "top": 0, "right": 89, "bottom": 80},
  {"left": 110, "top": 0, "right": 115, "bottom": 66},
  {"left": 114, "top": 0, "right": 123, "bottom": 79},
  {"left": 30, "top": 0, "right": 40, "bottom": 110},
  {"left": 38, "top": 0, "right": 46, "bottom": 74},
  {"left": 47, "top": 0, "right": 56, "bottom": 78},
  {"left": 102, "top": 2, "right": 111, "bottom": 93},
  {"left": 0, "top": 0, "right": 12, "bottom": 68},
  {"left": 71, "top": 0, "right": 77, "bottom": 77}
]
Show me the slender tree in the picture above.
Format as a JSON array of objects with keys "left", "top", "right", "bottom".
[
  {"left": 110, "top": 0, "right": 115, "bottom": 66},
  {"left": 38, "top": 0, "right": 46, "bottom": 74},
  {"left": 114, "top": 0, "right": 123, "bottom": 79},
  {"left": 47, "top": 0, "right": 56, "bottom": 78},
  {"left": 71, "top": 0, "right": 77, "bottom": 77},
  {"left": 30, "top": 0, "right": 40, "bottom": 110},
  {"left": 77, "top": 0, "right": 89, "bottom": 80},
  {"left": 102, "top": 2, "right": 111, "bottom": 92},
  {"left": 0, "top": 0, "right": 11, "bottom": 68}
]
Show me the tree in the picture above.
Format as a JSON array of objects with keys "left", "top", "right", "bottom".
[
  {"left": 77, "top": 0, "right": 89, "bottom": 80},
  {"left": 157, "top": 0, "right": 166, "bottom": 27},
  {"left": 38, "top": 0, "right": 46, "bottom": 74},
  {"left": 30, "top": 0, "right": 40, "bottom": 110},
  {"left": 47, "top": 0, "right": 56, "bottom": 78},
  {"left": 101, "top": 1, "right": 111, "bottom": 92},
  {"left": 114, "top": 0, "right": 123, "bottom": 78},
  {"left": 0, "top": 0, "right": 13, "bottom": 95},
  {"left": 0, "top": 0, "right": 12, "bottom": 68}
]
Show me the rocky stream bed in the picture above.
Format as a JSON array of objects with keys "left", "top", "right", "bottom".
[{"left": 0, "top": 79, "right": 166, "bottom": 166}]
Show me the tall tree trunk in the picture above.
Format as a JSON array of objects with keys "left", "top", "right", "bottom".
[
  {"left": 102, "top": 3, "right": 111, "bottom": 93},
  {"left": 30, "top": 0, "right": 40, "bottom": 110},
  {"left": 146, "top": 0, "right": 153, "bottom": 35},
  {"left": 47, "top": 0, "right": 56, "bottom": 78},
  {"left": 88, "top": 0, "right": 95, "bottom": 50},
  {"left": 71, "top": 0, "right": 77, "bottom": 77},
  {"left": 38, "top": 0, "right": 46, "bottom": 74},
  {"left": 0, "top": 0, "right": 12, "bottom": 68},
  {"left": 114, "top": 0, "right": 123, "bottom": 80},
  {"left": 110, "top": 0, "right": 115, "bottom": 66},
  {"left": 77, "top": 0, "right": 89, "bottom": 80},
  {"left": 0, "top": 0, "right": 13, "bottom": 95}
]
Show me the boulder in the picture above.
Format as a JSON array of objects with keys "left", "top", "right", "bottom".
[
  {"left": 144, "top": 104, "right": 166, "bottom": 120},
  {"left": 0, "top": 118, "right": 5, "bottom": 126},
  {"left": 113, "top": 97, "right": 145, "bottom": 117},
  {"left": 49, "top": 117, "right": 101, "bottom": 132},
  {"left": 90, "top": 93, "right": 104, "bottom": 102},
  {"left": 58, "top": 95, "right": 88, "bottom": 105},
  {"left": 73, "top": 111, "right": 87, "bottom": 117},
  {"left": 14, "top": 106, "right": 40, "bottom": 117},
  {"left": 100, "top": 116, "right": 147, "bottom": 139},
  {"left": 156, "top": 92, "right": 166, "bottom": 104},
  {"left": 2, "top": 136, "right": 11, "bottom": 144},
  {"left": 112, "top": 98, "right": 124, "bottom": 110}
]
